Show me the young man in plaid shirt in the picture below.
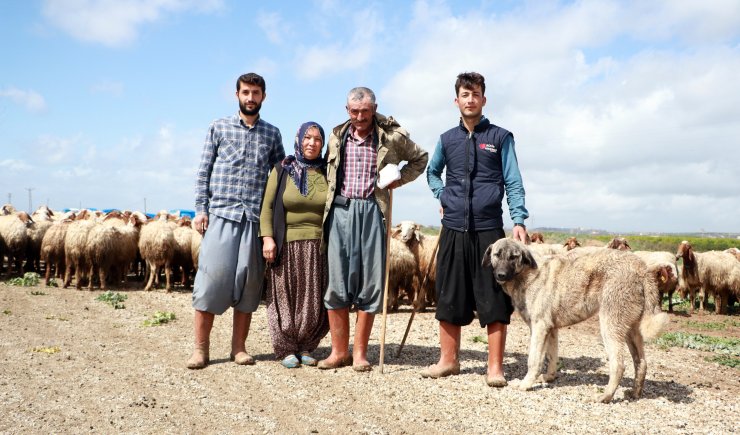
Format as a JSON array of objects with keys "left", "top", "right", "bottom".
[{"left": 188, "top": 73, "right": 285, "bottom": 369}]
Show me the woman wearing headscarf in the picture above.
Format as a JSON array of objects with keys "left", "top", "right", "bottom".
[{"left": 260, "top": 121, "right": 330, "bottom": 368}]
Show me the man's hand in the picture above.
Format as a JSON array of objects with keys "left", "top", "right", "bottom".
[
  {"left": 262, "top": 236, "right": 277, "bottom": 263},
  {"left": 194, "top": 213, "right": 209, "bottom": 235},
  {"left": 512, "top": 225, "right": 528, "bottom": 244}
]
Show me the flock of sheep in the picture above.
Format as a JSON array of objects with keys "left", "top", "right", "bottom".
[
  {"left": 1, "top": 204, "right": 739, "bottom": 316},
  {"left": 524, "top": 233, "right": 740, "bottom": 315},
  {"left": 0, "top": 204, "right": 201, "bottom": 292}
]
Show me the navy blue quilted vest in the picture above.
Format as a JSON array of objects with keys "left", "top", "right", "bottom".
[{"left": 439, "top": 118, "right": 512, "bottom": 231}]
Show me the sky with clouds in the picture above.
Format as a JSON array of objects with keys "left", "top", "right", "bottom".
[{"left": 1, "top": 0, "right": 739, "bottom": 233}]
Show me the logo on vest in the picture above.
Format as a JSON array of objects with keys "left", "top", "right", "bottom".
[{"left": 479, "top": 143, "right": 497, "bottom": 153}]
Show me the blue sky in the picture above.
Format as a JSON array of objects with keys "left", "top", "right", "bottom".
[{"left": 2, "top": 0, "right": 739, "bottom": 233}]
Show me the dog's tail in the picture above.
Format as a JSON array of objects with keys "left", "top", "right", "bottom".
[{"left": 639, "top": 269, "right": 670, "bottom": 340}]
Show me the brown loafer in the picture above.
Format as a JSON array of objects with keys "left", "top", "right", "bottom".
[
  {"left": 187, "top": 342, "right": 210, "bottom": 370},
  {"left": 352, "top": 362, "right": 372, "bottom": 372},
  {"left": 420, "top": 363, "right": 461, "bottom": 379},
  {"left": 317, "top": 355, "right": 353, "bottom": 370},
  {"left": 230, "top": 352, "right": 255, "bottom": 366},
  {"left": 485, "top": 374, "right": 508, "bottom": 388}
]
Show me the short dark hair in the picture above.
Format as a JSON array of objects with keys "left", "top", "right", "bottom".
[
  {"left": 455, "top": 72, "right": 485, "bottom": 96},
  {"left": 236, "top": 73, "right": 266, "bottom": 93}
]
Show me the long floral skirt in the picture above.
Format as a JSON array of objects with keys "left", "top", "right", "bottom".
[{"left": 265, "top": 239, "right": 329, "bottom": 360}]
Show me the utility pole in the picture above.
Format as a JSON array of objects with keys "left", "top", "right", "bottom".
[{"left": 25, "top": 187, "right": 34, "bottom": 213}]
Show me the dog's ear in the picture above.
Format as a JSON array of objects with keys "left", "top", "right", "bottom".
[
  {"left": 482, "top": 244, "right": 494, "bottom": 268},
  {"left": 520, "top": 245, "right": 538, "bottom": 269}
]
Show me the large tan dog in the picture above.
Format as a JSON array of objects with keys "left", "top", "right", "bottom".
[{"left": 483, "top": 239, "right": 668, "bottom": 403}]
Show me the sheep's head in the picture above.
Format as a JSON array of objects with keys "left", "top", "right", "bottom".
[
  {"left": 17, "top": 211, "right": 34, "bottom": 226},
  {"left": 563, "top": 237, "right": 581, "bottom": 251},
  {"left": 396, "top": 220, "right": 421, "bottom": 243},
  {"left": 676, "top": 241, "right": 694, "bottom": 261},
  {"left": 606, "top": 237, "right": 631, "bottom": 250},
  {"left": 177, "top": 216, "right": 192, "bottom": 227},
  {"left": 530, "top": 232, "right": 545, "bottom": 244},
  {"left": 1, "top": 204, "right": 16, "bottom": 215}
]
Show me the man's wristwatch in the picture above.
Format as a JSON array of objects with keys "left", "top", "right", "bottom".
[{"left": 514, "top": 223, "right": 526, "bottom": 229}]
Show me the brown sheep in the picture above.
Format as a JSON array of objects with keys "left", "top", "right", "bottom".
[
  {"left": 633, "top": 251, "right": 680, "bottom": 312},
  {"left": 530, "top": 232, "right": 545, "bottom": 244},
  {"left": 606, "top": 237, "right": 631, "bottom": 250},
  {"left": 676, "top": 241, "right": 740, "bottom": 314}
]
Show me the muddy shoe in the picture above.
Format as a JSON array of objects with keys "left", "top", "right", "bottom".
[
  {"left": 420, "top": 362, "right": 460, "bottom": 379},
  {"left": 317, "top": 355, "right": 353, "bottom": 370},
  {"left": 230, "top": 351, "right": 255, "bottom": 366},
  {"left": 485, "top": 374, "right": 508, "bottom": 388},
  {"left": 187, "top": 343, "right": 209, "bottom": 370}
]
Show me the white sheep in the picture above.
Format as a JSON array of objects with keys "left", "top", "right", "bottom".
[
  {"left": 391, "top": 221, "right": 439, "bottom": 311},
  {"left": 63, "top": 211, "right": 96, "bottom": 289},
  {"left": 138, "top": 216, "right": 176, "bottom": 292},
  {"left": 0, "top": 211, "right": 33, "bottom": 276},
  {"left": 40, "top": 215, "right": 75, "bottom": 285},
  {"left": 173, "top": 217, "right": 197, "bottom": 289},
  {"left": 26, "top": 206, "right": 54, "bottom": 273},
  {"left": 676, "top": 241, "right": 740, "bottom": 315},
  {"left": 387, "top": 237, "right": 417, "bottom": 311}
]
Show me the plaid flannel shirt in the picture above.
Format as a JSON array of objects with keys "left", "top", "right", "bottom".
[
  {"left": 195, "top": 113, "right": 285, "bottom": 223},
  {"left": 341, "top": 127, "right": 377, "bottom": 199}
]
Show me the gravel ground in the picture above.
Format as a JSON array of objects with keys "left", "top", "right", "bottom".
[{"left": 0, "top": 283, "right": 738, "bottom": 434}]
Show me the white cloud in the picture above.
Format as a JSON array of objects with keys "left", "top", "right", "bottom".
[
  {"left": 90, "top": 80, "right": 124, "bottom": 97},
  {"left": 0, "top": 159, "right": 33, "bottom": 172},
  {"left": 293, "top": 8, "right": 384, "bottom": 80},
  {"left": 380, "top": 0, "right": 740, "bottom": 232},
  {"left": 0, "top": 87, "right": 47, "bottom": 113},
  {"left": 41, "top": 0, "right": 224, "bottom": 47},
  {"left": 257, "top": 11, "right": 286, "bottom": 45}
]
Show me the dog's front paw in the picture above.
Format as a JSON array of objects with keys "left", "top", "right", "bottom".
[
  {"left": 516, "top": 377, "right": 536, "bottom": 391},
  {"left": 536, "top": 373, "right": 558, "bottom": 383},
  {"left": 594, "top": 392, "right": 615, "bottom": 403}
]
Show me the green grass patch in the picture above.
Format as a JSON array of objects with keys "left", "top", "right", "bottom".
[
  {"left": 471, "top": 335, "right": 487, "bottom": 344},
  {"left": 2, "top": 309, "right": 11, "bottom": 315},
  {"left": 705, "top": 355, "right": 740, "bottom": 369},
  {"left": 685, "top": 320, "right": 729, "bottom": 331},
  {"left": 142, "top": 311, "right": 176, "bottom": 327},
  {"left": 29, "top": 290, "right": 46, "bottom": 296},
  {"left": 7, "top": 272, "right": 40, "bottom": 287},
  {"left": 96, "top": 291, "right": 127, "bottom": 309},
  {"left": 656, "top": 332, "right": 740, "bottom": 356},
  {"left": 47, "top": 279, "right": 58, "bottom": 287}
]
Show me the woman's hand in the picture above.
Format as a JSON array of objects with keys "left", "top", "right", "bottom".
[{"left": 262, "top": 236, "right": 277, "bottom": 263}]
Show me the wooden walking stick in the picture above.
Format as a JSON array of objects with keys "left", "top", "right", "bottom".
[
  {"left": 395, "top": 229, "right": 442, "bottom": 358},
  {"left": 379, "top": 189, "right": 393, "bottom": 374}
]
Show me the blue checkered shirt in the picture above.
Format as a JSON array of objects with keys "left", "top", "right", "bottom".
[{"left": 195, "top": 113, "right": 285, "bottom": 223}]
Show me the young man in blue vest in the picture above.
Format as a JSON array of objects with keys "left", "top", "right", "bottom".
[{"left": 424, "top": 72, "right": 529, "bottom": 387}]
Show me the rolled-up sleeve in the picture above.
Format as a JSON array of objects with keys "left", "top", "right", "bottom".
[
  {"left": 194, "top": 123, "right": 218, "bottom": 216},
  {"left": 426, "top": 138, "right": 445, "bottom": 199},
  {"left": 501, "top": 135, "right": 529, "bottom": 224}
]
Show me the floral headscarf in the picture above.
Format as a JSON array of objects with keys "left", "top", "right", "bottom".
[{"left": 280, "top": 121, "right": 326, "bottom": 196}]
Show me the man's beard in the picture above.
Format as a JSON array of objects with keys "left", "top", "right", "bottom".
[{"left": 240, "top": 100, "right": 262, "bottom": 116}]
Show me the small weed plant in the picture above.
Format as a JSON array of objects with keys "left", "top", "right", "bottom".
[
  {"left": 30, "top": 290, "right": 46, "bottom": 296},
  {"left": 142, "top": 311, "right": 176, "bottom": 327},
  {"left": 705, "top": 355, "right": 740, "bottom": 369},
  {"left": 471, "top": 335, "right": 487, "bottom": 344},
  {"left": 7, "top": 272, "right": 40, "bottom": 287},
  {"left": 96, "top": 291, "right": 127, "bottom": 309},
  {"left": 657, "top": 332, "right": 739, "bottom": 358}
]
